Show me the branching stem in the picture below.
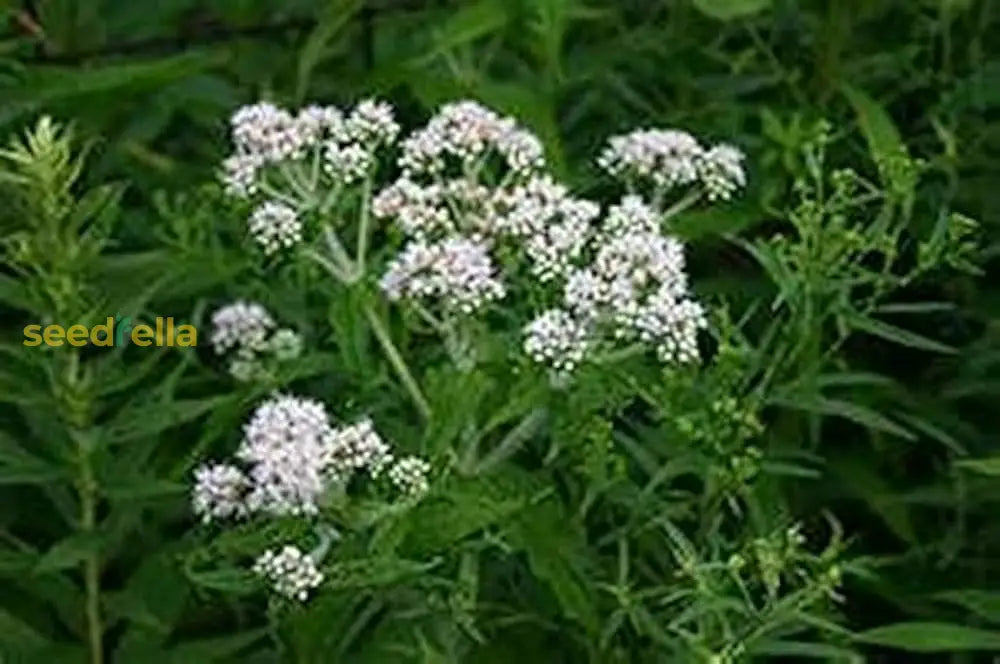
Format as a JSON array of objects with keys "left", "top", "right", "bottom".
[{"left": 362, "top": 303, "right": 432, "bottom": 421}]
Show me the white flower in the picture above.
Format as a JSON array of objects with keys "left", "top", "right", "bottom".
[
  {"left": 373, "top": 178, "right": 452, "bottom": 239},
  {"left": 296, "top": 104, "right": 345, "bottom": 142},
  {"left": 344, "top": 99, "right": 400, "bottom": 145},
  {"left": 253, "top": 545, "right": 324, "bottom": 601},
  {"left": 563, "top": 268, "right": 608, "bottom": 319},
  {"left": 247, "top": 201, "right": 303, "bottom": 255},
  {"left": 220, "top": 152, "right": 263, "bottom": 198},
  {"left": 230, "top": 102, "right": 313, "bottom": 164},
  {"left": 523, "top": 216, "right": 592, "bottom": 282},
  {"left": 602, "top": 195, "right": 661, "bottom": 237},
  {"left": 697, "top": 144, "right": 746, "bottom": 201},
  {"left": 380, "top": 236, "right": 506, "bottom": 314},
  {"left": 631, "top": 287, "right": 708, "bottom": 364},
  {"left": 237, "top": 394, "right": 337, "bottom": 517},
  {"left": 192, "top": 463, "right": 249, "bottom": 523},
  {"left": 523, "top": 309, "right": 592, "bottom": 373},
  {"left": 322, "top": 141, "right": 374, "bottom": 184},
  {"left": 328, "top": 418, "right": 393, "bottom": 479},
  {"left": 386, "top": 455, "right": 431, "bottom": 498},
  {"left": 399, "top": 100, "right": 543, "bottom": 177},
  {"left": 598, "top": 128, "right": 704, "bottom": 190},
  {"left": 210, "top": 301, "right": 275, "bottom": 355},
  {"left": 593, "top": 231, "right": 689, "bottom": 304}
]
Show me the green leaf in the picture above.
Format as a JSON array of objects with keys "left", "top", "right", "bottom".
[
  {"left": 828, "top": 455, "right": 916, "bottom": 543},
  {"left": 423, "top": 0, "right": 510, "bottom": 61},
  {"left": 770, "top": 394, "right": 915, "bottom": 440},
  {"left": 165, "top": 629, "right": 269, "bottom": 663},
  {"left": 106, "top": 395, "right": 234, "bottom": 444},
  {"left": 856, "top": 622, "right": 1000, "bottom": 652},
  {"left": 295, "top": 0, "right": 360, "bottom": 103},
  {"left": 34, "top": 532, "right": 104, "bottom": 574},
  {"left": 0, "top": 608, "right": 48, "bottom": 650},
  {"left": 844, "top": 311, "right": 956, "bottom": 354},
  {"left": 841, "top": 84, "right": 913, "bottom": 195},
  {"left": 935, "top": 590, "right": 1000, "bottom": 624},
  {"left": 691, "top": 0, "right": 772, "bottom": 20},
  {"left": 955, "top": 457, "right": 1000, "bottom": 476},
  {"left": 504, "top": 496, "right": 598, "bottom": 634}
]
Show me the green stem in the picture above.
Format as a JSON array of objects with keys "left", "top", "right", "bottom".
[
  {"left": 77, "top": 439, "right": 103, "bottom": 664},
  {"left": 258, "top": 180, "right": 303, "bottom": 209},
  {"left": 473, "top": 407, "right": 548, "bottom": 475},
  {"left": 362, "top": 303, "right": 432, "bottom": 421},
  {"left": 661, "top": 188, "right": 703, "bottom": 221},
  {"left": 355, "top": 178, "right": 373, "bottom": 274},
  {"left": 324, "top": 227, "right": 359, "bottom": 282}
]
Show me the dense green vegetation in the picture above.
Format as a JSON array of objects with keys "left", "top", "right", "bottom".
[{"left": 0, "top": 1, "right": 998, "bottom": 662}]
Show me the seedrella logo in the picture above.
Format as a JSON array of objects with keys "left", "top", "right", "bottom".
[{"left": 23, "top": 313, "right": 197, "bottom": 347}]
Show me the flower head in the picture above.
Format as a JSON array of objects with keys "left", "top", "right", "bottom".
[
  {"left": 523, "top": 309, "right": 593, "bottom": 374},
  {"left": 210, "top": 301, "right": 275, "bottom": 355},
  {"left": 192, "top": 463, "right": 250, "bottom": 523},
  {"left": 253, "top": 545, "right": 324, "bottom": 601},
  {"left": 248, "top": 201, "right": 303, "bottom": 255},
  {"left": 380, "top": 236, "right": 506, "bottom": 315}
]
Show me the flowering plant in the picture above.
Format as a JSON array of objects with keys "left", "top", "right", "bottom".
[{"left": 181, "top": 98, "right": 879, "bottom": 662}]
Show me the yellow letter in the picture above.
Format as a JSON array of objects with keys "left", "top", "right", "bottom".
[
  {"left": 91, "top": 317, "right": 113, "bottom": 347},
  {"left": 175, "top": 325, "right": 197, "bottom": 347},
  {"left": 43, "top": 326, "right": 65, "bottom": 347},
  {"left": 66, "top": 325, "right": 89, "bottom": 347},
  {"left": 23, "top": 325, "right": 42, "bottom": 346},
  {"left": 132, "top": 325, "right": 154, "bottom": 347}
]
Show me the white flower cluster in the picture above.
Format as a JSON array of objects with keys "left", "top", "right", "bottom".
[
  {"left": 492, "top": 176, "right": 601, "bottom": 282},
  {"left": 598, "top": 128, "right": 746, "bottom": 201},
  {"left": 192, "top": 463, "right": 249, "bottom": 523},
  {"left": 521, "top": 194, "right": 708, "bottom": 374},
  {"left": 221, "top": 99, "right": 399, "bottom": 254},
  {"left": 523, "top": 309, "right": 592, "bottom": 373},
  {"left": 399, "top": 100, "right": 544, "bottom": 177},
  {"left": 247, "top": 200, "right": 302, "bottom": 255},
  {"left": 191, "top": 393, "right": 432, "bottom": 522},
  {"left": 253, "top": 545, "right": 324, "bottom": 601},
  {"left": 380, "top": 236, "right": 506, "bottom": 314},
  {"left": 375, "top": 100, "right": 549, "bottom": 316},
  {"left": 209, "top": 301, "right": 303, "bottom": 381}
]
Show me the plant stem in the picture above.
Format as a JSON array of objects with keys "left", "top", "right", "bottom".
[
  {"left": 473, "top": 407, "right": 548, "bottom": 475},
  {"left": 362, "top": 302, "right": 432, "bottom": 421},
  {"left": 77, "top": 439, "right": 103, "bottom": 664},
  {"left": 355, "top": 178, "right": 372, "bottom": 274},
  {"left": 661, "top": 188, "right": 703, "bottom": 221}
]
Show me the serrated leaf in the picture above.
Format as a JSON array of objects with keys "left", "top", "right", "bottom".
[{"left": 856, "top": 622, "right": 1000, "bottom": 652}]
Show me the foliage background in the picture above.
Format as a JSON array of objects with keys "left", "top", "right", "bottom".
[{"left": 0, "top": 0, "right": 998, "bottom": 661}]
